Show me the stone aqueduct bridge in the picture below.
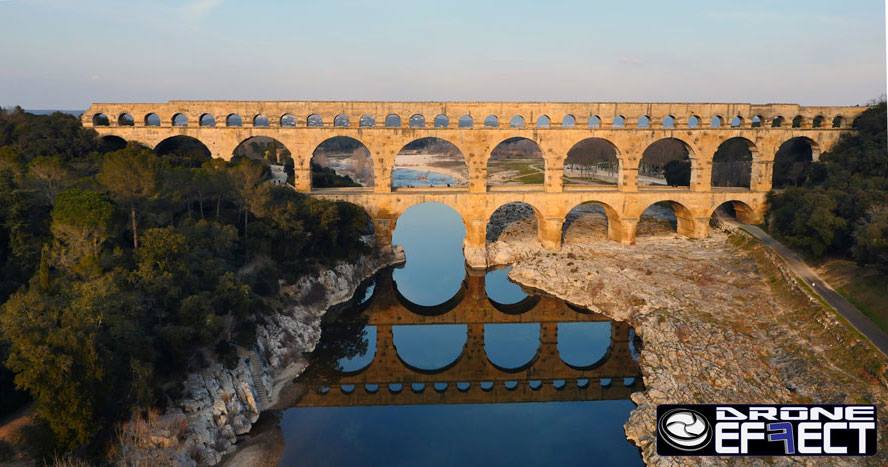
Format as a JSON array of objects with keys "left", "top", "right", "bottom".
[{"left": 83, "top": 101, "right": 864, "bottom": 264}]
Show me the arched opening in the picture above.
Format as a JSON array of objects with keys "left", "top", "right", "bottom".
[
  {"left": 662, "top": 115, "right": 676, "bottom": 129},
  {"left": 92, "top": 113, "right": 110, "bottom": 126},
  {"left": 458, "top": 114, "right": 473, "bottom": 128},
  {"left": 612, "top": 115, "right": 625, "bottom": 128},
  {"left": 773, "top": 137, "right": 817, "bottom": 188},
  {"left": 145, "top": 113, "right": 161, "bottom": 127},
  {"left": 792, "top": 116, "right": 803, "bottom": 128},
  {"left": 232, "top": 136, "right": 293, "bottom": 186},
  {"left": 311, "top": 136, "right": 373, "bottom": 188},
  {"left": 334, "top": 114, "right": 350, "bottom": 128},
  {"left": 434, "top": 114, "right": 448, "bottom": 128},
  {"left": 154, "top": 136, "right": 212, "bottom": 167},
  {"left": 484, "top": 115, "right": 499, "bottom": 128},
  {"left": 771, "top": 116, "right": 785, "bottom": 128},
  {"left": 639, "top": 138, "right": 692, "bottom": 187},
  {"left": 393, "top": 137, "right": 468, "bottom": 188},
  {"left": 730, "top": 116, "right": 743, "bottom": 128},
  {"left": 307, "top": 114, "right": 323, "bottom": 128},
  {"left": 688, "top": 115, "right": 701, "bottom": 129},
  {"left": 557, "top": 322, "right": 611, "bottom": 369},
  {"left": 118, "top": 113, "right": 134, "bottom": 126},
  {"left": 509, "top": 115, "right": 525, "bottom": 129},
  {"left": 484, "top": 323, "right": 540, "bottom": 371},
  {"left": 588, "top": 115, "right": 601, "bottom": 128},
  {"left": 487, "top": 202, "right": 541, "bottom": 247},
  {"left": 392, "top": 202, "right": 467, "bottom": 305},
  {"left": 226, "top": 114, "right": 243, "bottom": 127},
  {"left": 711, "top": 137, "right": 754, "bottom": 189},
  {"left": 709, "top": 200, "right": 757, "bottom": 226},
  {"left": 812, "top": 116, "right": 825, "bottom": 128},
  {"left": 710, "top": 115, "right": 723, "bottom": 128},
  {"left": 393, "top": 324, "right": 467, "bottom": 373},
  {"left": 564, "top": 137, "right": 619, "bottom": 186},
  {"left": 98, "top": 135, "right": 127, "bottom": 153},
  {"left": 333, "top": 325, "right": 376, "bottom": 374},
  {"left": 488, "top": 137, "right": 545, "bottom": 188},
  {"left": 199, "top": 113, "right": 216, "bottom": 127},
  {"left": 409, "top": 114, "right": 425, "bottom": 128},
  {"left": 359, "top": 114, "right": 375, "bottom": 128},
  {"left": 751, "top": 115, "right": 763, "bottom": 128},
  {"left": 384, "top": 114, "right": 401, "bottom": 128},
  {"left": 280, "top": 113, "right": 296, "bottom": 127},
  {"left": 638, "top": 201, "right": 695, "bottom": 238},
  {"left": 172, "top": 113, "right": 188, "bottom": 127},
  {"left": 562, "top": 201, "right": 617, "bottom": 244},
  {"left": 537, "top": 115, "right": 551, "bottom": 128},
  {"left": 637, "top": 115, "right": 651, "bottom": 128},
  {"left": 562, "top": 114, "right": 576, "bottom": 128},
  {"left": 832, "top": 115, "right": 844, "bottom": 128}
]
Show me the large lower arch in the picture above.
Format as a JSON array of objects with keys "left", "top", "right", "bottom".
[
  {"left": 636, "top": 200, "right": 698, "bottom": 238},
  {"left": 709, "top": 200, "right": 758, "bottom": 225},
  {"left": 487, "top": 137, "right": 545, "bottom": 189},
  {"left": 711, "top": 137, "right": 755, "bottom": 189},
  {"left": 154, "top": 135, "right": 212, "bottom": 167},
  {"left": 232, "top": 136, "right": 294, "bottom": 186},
  {"left": 639, "top": 138, "right": 693, "bottom": 187},
  {"left": 311, "top": 136, "right": 374, "bottom": 189},
  {"left": 484, "top": 323, "right": 541, "bottom": 372},
  {"left": 486, "top": 201, "right": 542, "bottom": 246},
  {"left": 393, "top": 324, "right": 468, "bottom": 374},
  {"left": 563, "top": 138, "right": 620, "bottom": 186},
  {"left": 392, "top": 137, "right": 468, "bottom": 189},
  {"left": 98, "top": 134, "right": 128, "bottom": 153},
  {"left": 561, "top": 201, "right": 622, "bottom": 244},
  {"left": 772, "top": 137, "right": 819, "bottom": 188}
]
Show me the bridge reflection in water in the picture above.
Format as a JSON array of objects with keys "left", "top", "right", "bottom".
[{"left": 291, "top": 267, "right": 643, "bottom": 408}]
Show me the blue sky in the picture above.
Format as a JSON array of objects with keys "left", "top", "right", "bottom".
[{"left": 1, "top": 0, "right": 885, "bottom": 109}]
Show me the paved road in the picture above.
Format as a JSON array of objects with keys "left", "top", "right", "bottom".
[{"left": 729, "top": 221, "right": 888, "bottom": 358}]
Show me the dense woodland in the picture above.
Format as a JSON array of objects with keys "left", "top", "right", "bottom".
[
  {"left": 0, "top": 107, "right": 372, "bottom": 460},
  {"left": 767, "top": 102, "right": 888, "bottom": 271}
]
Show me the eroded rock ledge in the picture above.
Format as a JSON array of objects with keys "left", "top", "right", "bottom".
[
  {"left": 118, "top": 247, "right": 404, "bottom": 466},
  {"left": 508, "top": 229, "right": 888, "bottom": 466}
]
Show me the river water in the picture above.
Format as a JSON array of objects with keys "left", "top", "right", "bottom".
[{"left": 277, "top": 202, "right": 644, "bottom": 466}]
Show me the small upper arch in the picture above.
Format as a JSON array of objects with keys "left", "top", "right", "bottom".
[
  {"left": 612, "top": 115, "right": 626, "bottom": 128},
  {"left": 385, "top": 113, "right": 401, "bottom": 128},
  {"left": 637, "top": 115, "right": 651, "bottom": 128},
  {"left": 92, "top": 113, "right": 110, "bottom": 126},
  {"left": 588, "top": 115, "right": 602, "bottom": 128},
  {"left": 710, "top": 115, "right": 723, "bottom": 128},
  {"left": 562, "top": 114, "right": 576, "bottom": 128},
  {"left": 484, "top": 115, "right": 499, "bottom": 128},
  {"left": 687, "top": 115, "right": 701, "bottom": 129},
  {"left": 172, "top": 113, "right": 188, "bottom": 127},
  {"left": 509, "top": 115, "right": 526, "bottom": 129},
  {"left": 360, "top": 114, "right": 375, "bottom": 127},
  {"left": 792, "top": 115, "right": 804, "bottom": 128},
  {"left": 751, "top": 115, "right": 764, "bottom": 128},
  {"left": 227, "top": 113, "right": 244, "bottom": 127},
  {"left": 117, "top": 112, "right": 134, "bottom": 126},
  {"left": 458, "top": 114, "right": 474, "bottom": 128},
  {"left": 812, "top": 115, "right": 825, "bottom": 128},
  {"left": 253, "top": 114, "right": 270, "bottom": 127},
  {"left": 662, "top": 115, "right": 676, "bottom": 129},
  {"left": 730, "top": 115, "right": 743, "bottom": 128},
  {"left": 409, "top": 114, "right": 426, "bottom": 128},
  {"left": 307, "top": 114, "right": 324, "bottom": 127},
  {"left": 434, "top": 114, "right": 449, "bottom": 128},
  {"left": 832, "top": 115, "right": 844, "bottom": 128},
  {"left": 199, "top": 113, "right": 216, "bottom": 127},
  {"left": 145, "top": 113, "right": 161, "bottom": 127},
  {"left": 537, "top": 115, "right": 551, "bottom": 128},
  {"left": 280, "top": 113, "right": 297, "bottom": 127},
  {"left": 771, "top": 116, "right": 785, "bottom": 128},
  {"left": 334, "top": 113, "right": 350, "bottom": 128}
]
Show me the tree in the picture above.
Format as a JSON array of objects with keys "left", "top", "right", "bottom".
[
  {"left": 50, "top": 189, "right": 113, "bottom": 271},
  {"left": 767, "top": 188, "right": 847, "bottom": 258},
  {"left": 97, "top": 147, "right": 158, "bottom": 249},
  {"left": 853, "top": 206, "right": 888, "bottom": 272},
  {"left": 28, "top": 156, "right": 70, "bottom": 204}
]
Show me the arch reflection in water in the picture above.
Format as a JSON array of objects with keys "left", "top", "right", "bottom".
[
  {"left": 484, "top": 266, "right": 527, "bottom": 304},
  {"left": 557, "top": 322, "right": 612, "bottom": 369},
  {"left": 483, "top": 323, "right": 540, "bottom": 371},
  {"left": 393, "top": 324, "right": 467, "bottom": 372},
  {"left": 335, "top": 325, "right": 376, "bottom": 373}
]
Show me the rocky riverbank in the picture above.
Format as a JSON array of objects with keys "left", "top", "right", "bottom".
[
  {"left": 117, "top": 247, "right": 404, "bottom": 466},
  {"left": 507, "top": 224, "right": 888, "bottom": 466}
]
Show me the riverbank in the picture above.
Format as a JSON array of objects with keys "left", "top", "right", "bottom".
[
  {"left": 507, "top": 226, "right": 888, "bottom": 465},
  {"left": 117, "top": 246, "right": 404, "bottom": 466}
]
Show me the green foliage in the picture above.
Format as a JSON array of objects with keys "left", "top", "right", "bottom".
[
  {"left": 767, "top": 189, "right": 847, "bottom": 257},
  {"left": 51, "top": 189, "right": 114, "bottom": 270},
  {"left": 311, "top": 161, "right": 361, "bottom": 188},
  {"left": 853, "top": 207, "right": 888, "bottom": 273}
]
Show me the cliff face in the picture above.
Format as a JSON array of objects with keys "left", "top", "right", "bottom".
[
  {"left": 117, "top": 247, "right": 404, "bottom": 466},
  {"left": 508, "top": 229, "right": 888, "bottom": 466}
]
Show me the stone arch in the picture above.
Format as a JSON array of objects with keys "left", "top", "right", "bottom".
[
  {"left": 711, "top": 137, "right": 755, "bottom": 188},
  {"left": 484, "top": 115, "right": 499, "bottom": 128},
  {"left": 92, "top": 113, "right": 110, "bottom": 126},
  {"left": 562, "top": 114, "right": 576, "bottom": 128},
  {"left": 334, "top": 114, "right": 350, "bottom": 128},
  {"left": 563, "top": 137, "right": 620, "bottom": 186},
  {"left": 385, "top": 113, "right": 401, "bottom": 128},
  {"left": 118, "top": 112, "right": 134, "bottom": 126},
  {"left": 488, "top": 137, "right": 545, "bottom": 188},
  {"left": 458, "top": 114, "right": 473, "bottom": 128},
  {"left": 232, "top": 136, "right": 294, "bottom": 185},
  {"left": 588, "top": 115, "right": 602, "bottom": 128},
  {"left": 98, "top": 135, "right": 127, "bottom": 153},
  {"left": 359, "top": 114, "right": 375, "bottom": 128},
  {"left": 561, "top": 200, "right": 622, "bottom": 243},
  {"left": 253, "top": 114, "right": 270, "bottom": 127},
  {"left": 280, "top": 113, "right": 297, "bottom": 127},
  {"left": 832, "top": 115, "right": 844, "bottom": 128},
  {"left": 154, "top": 135, "right": 212, "bottom": 167},
  {"left": 311, "top": 136, "right": 374, "bottom": 189},
  {"left": 226, "top": 113, "right": 243, "bottom": 127},
  {"left": 171, "top": 113, "right": 188, "bottom": 127},
  {"left": 688, "top": 115, "right": 701, "bottom": 128},
  {"left": 639, "top": 138, "right": 694, "bottom": 187},
  {"left": 307, "top": 114, "right": 323, "bottom": 128},
  {"left": 637, "top": 200, "right": 698, "bottom": 238},
  {"left": 537, "top": 115, "right": 551, "bottom": 128},
  {"left": 751, "top": 115, "right": 763, "bottom": 128},
  {"left": 509, "top": 115, "right": 526, "bottom": 129},
  {"left": 662, "top": 115, "right": 676, "bottom": 129},
  {"left": 433, "top": 114, "right": 448, "bottom": 128},
  {"left": 612, "top": 115, "right": 626, "bottom": 128},
  {"left": 393, "top": 324, "right": 467, "bottom": 373},
  {"left": 771, "top": 116, "right": 785, "bottom": 128},
  {"left": 710, "top": 115, "right": 723, "bottom": 128},
  {"left": 773, "top": 136, "right": 819, "bottom": 188},
  {"left": 392, "top": 137, "right": 468, "bottom": 189},
  {"left": 730, "top": 115, "right": 743, "bottom": 128},
  {"left": 812, "top": 115, "right": 825, "bottom": 128},
  {"left": 408, "top": 114, "right": 426, "bottom": 128},
  {"left": 637, "top": 115, "right": 651, "bottom": 128},
  {"left": 709, "top": 200, "right": 758, "bottom": 225},
  {"left": 792, "top": 115, "right": 804, "bottom": 128},
  {"left": 199, "top": 113, "right": 216, "bottom": 127},
  {"left": 486, "top": 201, "right": 543, "bottom": 246},
  {"left": 145, "top": 113, "right": 161, "bottom": 127},
  {"left": 484, "top": 323, "right": 540, "bottom": 372}
]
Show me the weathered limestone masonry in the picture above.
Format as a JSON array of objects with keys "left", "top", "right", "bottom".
[{"left": 83, "top": 100, "right": 864, "bottom": 267}]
